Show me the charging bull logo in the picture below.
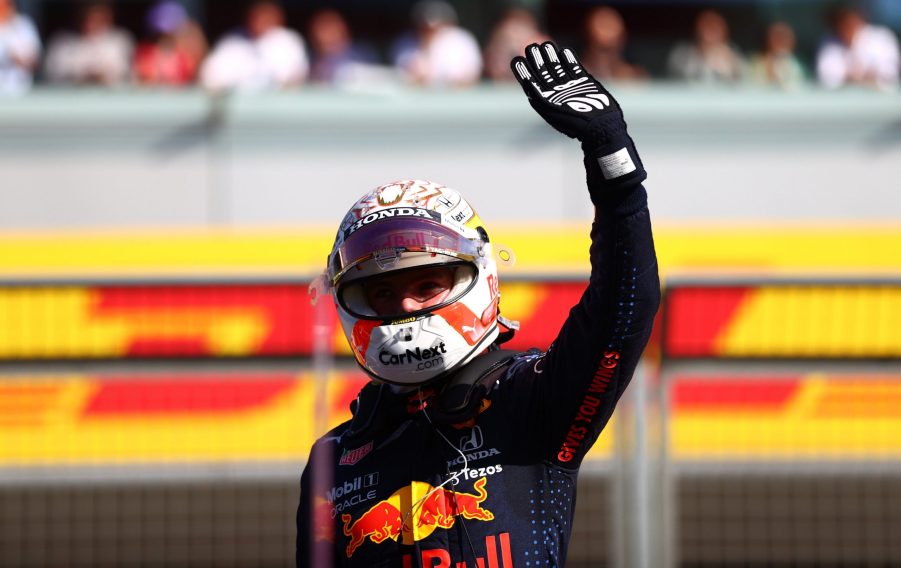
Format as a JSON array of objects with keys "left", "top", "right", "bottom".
[{"left": 341, "top": 477, "right": 493, "bottom": 558}]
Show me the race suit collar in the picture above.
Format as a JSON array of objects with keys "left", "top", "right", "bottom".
[
  {"left": 343, "top": 382, "right": 437, "bottom": 442},
  {"left": 344, "top": 350, "right": 517, "bottom": 440}
]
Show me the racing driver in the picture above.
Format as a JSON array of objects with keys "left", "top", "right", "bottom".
[{"left": 297, "top": 42, "right": 660, "bottom": 567}]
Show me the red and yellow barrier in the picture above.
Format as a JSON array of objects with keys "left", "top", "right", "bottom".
[
  {"left": 1, "top": 226, "right": 899, "bottom": 468},
  {"left": 670, "top": 375, "right": 901, "bottom": 460},
  {"left": 0, "top": 371, "right": 614, "bottom": 466},
  {"left": 664, "top": 284, "right": 901, "bottom": 358},
  {"left": 2, "top": 225, "right": 901, "bottom": 278},
  {"left": 2, "top": 225, "right": 899, "bottom": 360},
  {"left": 0, "top": 372, "right": 364, "bottom": 465},
  {"left": 2, "top": 370, "right": 899, "bottom": 467},
  {"left": 0, "top": 281, "right": 584, "bottom": 360},
  {"left": 0, "top": 284, "right": 315, "bottom": 359}
]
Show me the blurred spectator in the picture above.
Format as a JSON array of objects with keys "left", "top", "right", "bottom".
[
  {"left": 871, "top": 0, "right": 901, "bottom": 30},
  {"left": 44, "top": 2, "right": 133, "bottom": 86},
  {"left": 0, "top": 0, "right": 41, "bottom": 94},
  {"left": 816, "top": 7, "right": 899, "bottom": 90},
  {"left": 200, "top": 0, "right": 308, "bottom": 91},
  {"left": 483, "top": 8, "right": 549, "bottom": 82},
  {"left": 668, "top": 9, "right": 744, "bottom": 84},
  {"left": 306, "top": 9, "right": 377, "bottom": 84},
  {"left": 581, "top": 6, "right": 646, "bottom": 81},
  {"left": 750, "top": 21, "right": 806, "bottom": 89},
  {"left": 134, "top": 1, "right": 207, "bottom": 86},
  {"left": 391, "top": 0, "right": 482, "bottom": 87}
]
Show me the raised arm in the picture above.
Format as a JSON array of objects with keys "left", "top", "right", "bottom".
[{"left": 507, "top": 43, "right": 660, "bottom": 467}]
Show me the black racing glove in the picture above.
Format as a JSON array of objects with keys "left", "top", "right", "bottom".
[{"left": 511, "top": 42, "right": 647, "bottom": 202}]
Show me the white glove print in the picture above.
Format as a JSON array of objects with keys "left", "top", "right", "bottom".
[
  {"left": 511, "top": 42, "right": 644, "bottom": 186},
  {"left": 513, "top": 45, "right": 612, "bottom": 114}
]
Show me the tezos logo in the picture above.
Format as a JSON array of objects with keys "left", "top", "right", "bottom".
[{"left": 379, "top": 344, "right": 447, "bottom": 370}]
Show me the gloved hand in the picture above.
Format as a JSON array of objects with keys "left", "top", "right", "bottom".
[{"left": 511, "top": 42, "right": 646, "bottom": 196}]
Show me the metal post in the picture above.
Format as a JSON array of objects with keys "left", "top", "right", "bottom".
[
  {"left": 310, "top": 284, "right": 335, "bottom": 566},
  {"left": 632, "top": 362, "right": 651, "bottom": 568},
  {"left": 617, "top": 359, "right": 665, "bottom": 568},
  {"left": 205, "top": 93, "right": 230, "bottom": 226}
]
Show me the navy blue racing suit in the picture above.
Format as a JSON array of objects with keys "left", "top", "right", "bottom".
[{"left": 297, "top": 182, "right": 659, "bottom": 567}]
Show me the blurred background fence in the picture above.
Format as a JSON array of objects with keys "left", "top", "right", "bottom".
[{"left": 2, "top": 0, "right": 901, "bottom": 565}]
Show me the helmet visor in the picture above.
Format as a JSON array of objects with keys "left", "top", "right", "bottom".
[
  {"left": 337, "top": 261, "right": 477, "bottom": 320},
  {"left": 330, "top": 216, "right": 483, "bottom": 286}
]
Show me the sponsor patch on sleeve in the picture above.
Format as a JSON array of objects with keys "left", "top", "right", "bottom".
[{"left": 597, "top": 148, "right": 636, "bottom": 180}]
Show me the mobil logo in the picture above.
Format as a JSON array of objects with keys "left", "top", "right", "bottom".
[{"left": 340, "top": 477, "right": 494, "bottom": 558}]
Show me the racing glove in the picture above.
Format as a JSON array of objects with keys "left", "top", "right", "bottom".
[{"left": 511, "top": 42, "right": 647, "bottom": 204}]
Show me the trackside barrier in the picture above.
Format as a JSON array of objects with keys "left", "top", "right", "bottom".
[
  {"left": 657, "top": 278, "right": 901, "bottom": 568},
  {"left": 0, "top": 278, "right": 585, "bottom": 361},
  {"left": 0, "top": 276, "right": 616, "bottom": 567},
  {"left": 2, "top": 277, "right": 901, "bottom": 566}
]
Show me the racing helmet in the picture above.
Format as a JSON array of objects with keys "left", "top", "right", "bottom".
[{"left": 326, "top": 180, "right": 503, "bottom": 386}]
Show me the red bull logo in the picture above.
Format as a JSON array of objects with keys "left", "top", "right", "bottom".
[
  {"left": 341, "top": 477, "right": 493, "bottom": 558},
  {"left": 402, "top": 532, "right": 515, "bottom": 568}
]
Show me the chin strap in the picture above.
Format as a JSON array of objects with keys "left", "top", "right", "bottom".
[
  {"left": 428, "top": 349, "right": 519, "bottom": 425},
  {"left": 494, "top": 313, "right": 520, "bottom": 346}
]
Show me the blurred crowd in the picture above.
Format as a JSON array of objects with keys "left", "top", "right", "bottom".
[{"left": 1, "top": 0, "right": 899, "bottom": 95}]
